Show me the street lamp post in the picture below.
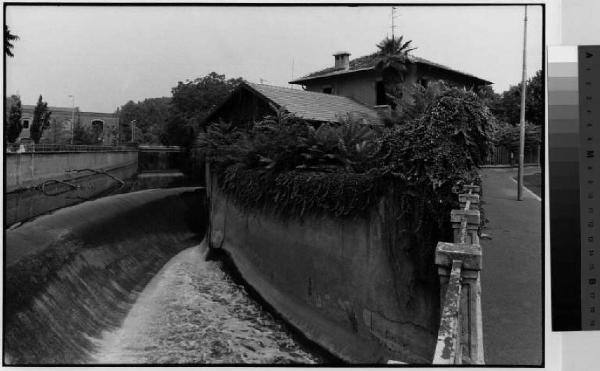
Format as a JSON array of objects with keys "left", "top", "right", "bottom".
[
  {"left": 131, "top": 120, "right": 137, "bottom": 143},
  {"left": 68, "top": 95, "right": 75, "bottom": 145}
]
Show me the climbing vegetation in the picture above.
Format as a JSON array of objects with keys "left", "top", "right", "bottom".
[{"left": 199, "top": 85, "right": 495, "bottom": 230}]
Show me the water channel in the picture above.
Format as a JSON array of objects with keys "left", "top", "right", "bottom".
[{"left": 91, "top": 244, "right": 327, "bottom": 364}]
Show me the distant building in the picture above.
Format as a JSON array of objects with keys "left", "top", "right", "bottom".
[
  {"left": 289, "top": 51, "right": 492, "bottom": 108},
  {"left": 202, "top": 82, "right": 383, "bottom": 127},
  {"left": 18, "top": 105, "right": 119, "bottom": 144}
]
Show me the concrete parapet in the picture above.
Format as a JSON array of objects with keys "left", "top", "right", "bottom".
[{"left": 433, "top": 183, "right": 484, "bottom": 365}]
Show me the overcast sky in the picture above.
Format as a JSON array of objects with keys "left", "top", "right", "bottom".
[{"left": 5, "top": 4, "right": 543, "bottom": 113}]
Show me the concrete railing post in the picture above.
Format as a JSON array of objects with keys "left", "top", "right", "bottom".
[
  {"left": 451, "top": 209, "right": 480, "bottom": 246},
  {"left": 435, "top": 242, "right": 483, "bottom": 364},
  {"left": 433, "top": 183, "right": 484, "bottom": 365}
]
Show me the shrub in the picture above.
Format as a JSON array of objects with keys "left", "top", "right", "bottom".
[{"left": 200, "top": 84, "right": 494, "bottom": 226}]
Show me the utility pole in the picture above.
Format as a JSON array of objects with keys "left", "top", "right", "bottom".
[
  {"left": 68, "top": 95, "right": 75, "bottom": 145},
  {"left": 517, "top": 5, "right": 528, "bottom": 201}
]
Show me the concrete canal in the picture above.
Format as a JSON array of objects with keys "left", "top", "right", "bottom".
[
  {"left": 92, "top": 245, "right": 323, "bottom": 364},
  {"left": 4, "top": 187, "right": 329, "bottom": 365}
]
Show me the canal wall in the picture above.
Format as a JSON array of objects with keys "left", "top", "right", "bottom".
[
  {"left": 4, "top": 187, "right": 207, "bottom": 364},
  {"left": 208, "top": 177, "right": 441, "bottom": 364},
  {"left": 5, "top": 150, "right": 138, "bottom": 192},
  {"left": 4, "top": 161, "right": 138, "bottom": 227}
]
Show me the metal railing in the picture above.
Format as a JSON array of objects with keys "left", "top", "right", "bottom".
[
  {"left": 138, "top": 145, "right": 183, "bottom": 153},
  {"left": 483, "top": 144, "right": 541, "bottom": 166},
  {"left": 5, "top": 143, "right": 137, "bottom": 153},
  {"left": 433, "top": 183, "right": 484, "bottom": 365}
]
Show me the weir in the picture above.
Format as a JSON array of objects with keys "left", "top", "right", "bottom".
[{"left": 4, "top": 187, "right": 207, "bottom": 364}]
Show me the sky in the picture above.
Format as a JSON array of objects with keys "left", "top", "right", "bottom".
[{"left": 5, "top": 4, "right": 543, "bottom": 113}]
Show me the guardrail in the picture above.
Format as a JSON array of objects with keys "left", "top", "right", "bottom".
[
  {"left": 433, "top": 183, "right": 484, "bottom": 365},
  {"left": 5, "top": 143, "right": 137, "bottom": 153},
  {"left": 138, "top": 145, "right": 183, "bottom": 153}
]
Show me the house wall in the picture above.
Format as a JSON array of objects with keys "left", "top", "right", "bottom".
[
  {"left": 18, "top": 107, "right": 119, "bottom": 144},
  {"left": 303, "top": 70, "right": 379, "bottom": 107},
  {"left": 301, "top": 66, "right": 485, "bottom": 109}
]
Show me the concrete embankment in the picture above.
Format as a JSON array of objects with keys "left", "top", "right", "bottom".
[
  {"left": 4, "top": 150, "right": 139, "bottom": 226},
  {"left": 5, "top": 150, "right": 138, "bottom": 192},
  {"left": 208, "top": 179, "right": 441, "bottom": 364},
  {"left": 4, "top": 187, "right": 207, "bottom": 364}
]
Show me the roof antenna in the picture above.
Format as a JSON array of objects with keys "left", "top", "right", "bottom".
[
  {"left": 291, "top": 58, "right": 295, "bottom": 89},
  {"left": 391, "top": 6, "right": 399, "bottom": 41}
]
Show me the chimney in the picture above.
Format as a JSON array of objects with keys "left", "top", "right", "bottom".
[{"left": 333, "top": 51, "right": 351, "bottom": 70}]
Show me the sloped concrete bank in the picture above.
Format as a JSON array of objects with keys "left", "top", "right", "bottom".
[
  {"left": 208, "top": 177, "right": 441, "bottom": 364},
  {"left": 4, "top": 187, "right": 207, "bottom": 365}
]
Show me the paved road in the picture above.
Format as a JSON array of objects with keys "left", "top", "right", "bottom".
[{"left": 479, "top": 168, "right": 543, "bottom": 366}]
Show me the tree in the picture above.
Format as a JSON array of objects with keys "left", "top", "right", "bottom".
[
  {"left": 496, "top": 69, "right": 543, "bottom": 127},
  {"left": 5, "top": 95, "right": 23, "bottom": 143},
  {"left": 166, "top": 72, "right": 244, "bottom": 146},
  {"left": 4, "top": 25, "right": 19, "bottom": 58},
  {"left": 44, "top": 117, "right": 71, "bottom": 144},
  {"left": 374, "top": 35, "right": 416, "bottom": 83},
  {"left": 72, "top": 119, "right": 99, "bottom": 145},
  {"left": 373, "top": 36, "right": 418, "bottom": 111},
  {"left": 117, "top": 97, "right": 171, "bottom": 144},
  {"left": 30, "top": 95, "right": 52, "bottom": 144}
]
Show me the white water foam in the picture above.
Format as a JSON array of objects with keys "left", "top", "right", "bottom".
[{"left": 92, "top": 244, "right": 321, "bottom": 364}]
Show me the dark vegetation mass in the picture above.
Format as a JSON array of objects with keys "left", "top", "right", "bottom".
[{"left": 200, "top": 82, "right": 495, "bottom": 235}]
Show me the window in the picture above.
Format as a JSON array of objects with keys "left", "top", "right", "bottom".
[
  {"left": 376, "top": 81, "right": 386, "bottom": 105},
  {"left": 22, "top": 119, "right": 30, "bottom": 129},
  {"left": 322, "top": 86, "right": 333, "bottom": 94},
  {"left": 91, "top": 120, "right": 104, "bottom": 142}
]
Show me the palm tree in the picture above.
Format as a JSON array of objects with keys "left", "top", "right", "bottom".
[
  {"left": 374, "top": 35, "right": 416, "bottom": 83},
  {"left": 4, "top": 25, "right": 19, "bottom": 58}
]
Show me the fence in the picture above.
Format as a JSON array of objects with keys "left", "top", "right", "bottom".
[
  {"left": 5, "top": 143, "right": 136, "bottom": 153},
  {"left": 433, "top": 184, "right": 484, "bottom": 364},
  {"left": 483, "top": 144, "right": 541, "bottom": 166}
]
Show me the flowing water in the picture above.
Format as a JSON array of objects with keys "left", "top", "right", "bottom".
[{"left": 91, "top": 244, "right": 324, "bottom": 364}]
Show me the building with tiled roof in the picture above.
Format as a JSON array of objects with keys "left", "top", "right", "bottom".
[
  {"left": 289, "top": 51, "right": 492, "bottom": 108},
  {"left": 202, "top": 82, "right": 383, "bottom": 127}
]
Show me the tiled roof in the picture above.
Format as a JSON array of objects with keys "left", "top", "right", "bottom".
[
  {"left": 247, "top": 83, "right": 382, "bottom": 125},
  {"left": 289, "top": 52, "right": 492, "bottom": 85}
]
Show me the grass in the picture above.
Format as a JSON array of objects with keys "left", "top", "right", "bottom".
[{"left": 521, "top": 172, "right": 542, "bottom": 198}]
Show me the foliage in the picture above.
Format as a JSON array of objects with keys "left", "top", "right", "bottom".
[
  {"left": 494, "top": 122, "right": 541, "bottom": 152},
  {"left": 383, "top": 86, "right": 495, "bottom": 188},
  {"left": 166, "top": 72, "right": 244, "bottom": 147},
  {"left": 495, "top": 69, "right": 544, "bottom": 127},
  {"left": 374, "top": 35, "right": 416, "bottom": 83},
  {"left": 373, "top": 36, "right": 418, "bottom": 110},
  {"left": 43, "top": 117, "right": 71, "bottom": 144},
  {"left": 389, "top": 80, "right": 447, "bottom": 123},
  {"left": 118, "top": 97, "right": 171, "bottom": 144},
  {"left": 4, "top": 25, "right": 19, "bottom": 57},
  {"left": 201, "top": 84, "right": 494, "bottom": 221},
  {"left": 73, "top": 119, "right": 100, "bottom": 145},
  {"left": 5, "top": 95, "right": 23, "bottom": 143},
  {"left": 30, "top": 95, "right": 52, "bottom": 144}
]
